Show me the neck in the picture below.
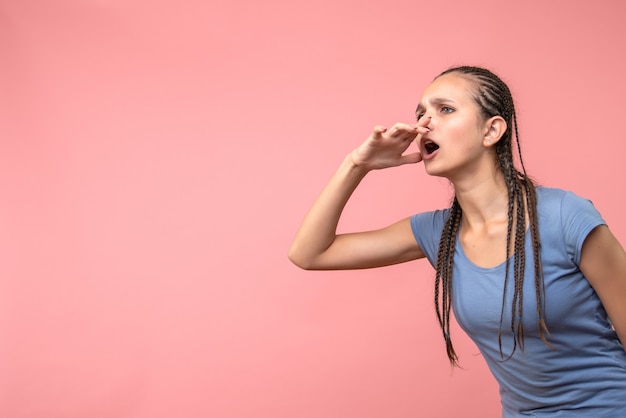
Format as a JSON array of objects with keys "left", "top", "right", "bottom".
[{"left": 451, "top": 166, "right": 509, "bottom": 228}]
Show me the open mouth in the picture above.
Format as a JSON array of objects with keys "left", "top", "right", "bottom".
[{"left": 423, "top": 140, "right": 440, "bottom": 155}]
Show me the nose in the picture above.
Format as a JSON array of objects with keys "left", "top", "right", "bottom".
[{"left": 418, "top": 115, "right": 433, "bottom": 129}]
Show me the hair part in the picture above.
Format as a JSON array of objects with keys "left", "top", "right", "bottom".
[{"left": 432, "top": 66, "right": 550, "bottom": 366}]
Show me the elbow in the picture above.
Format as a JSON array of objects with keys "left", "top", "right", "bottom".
[
  {"left": 288, "top": 247, "right": 316, "bottom": 270},
  {"left": 289, "top": 258, "right": 313, "bottom": 270}
]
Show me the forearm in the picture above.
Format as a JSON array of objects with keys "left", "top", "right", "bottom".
[{"left": 288, "top": 153, "right": 369, "bottom": 269}]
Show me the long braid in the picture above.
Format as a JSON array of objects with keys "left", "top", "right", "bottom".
[
  {"left": 498, "top": 168, "right": 516, "bottom": 357},
  {"left": 433, "top": 66, "right": 549, "bottom": 365},
  {"left": 434, "top": 198, "right": 462, "bottom": 366},
  {"left": 525, "top": 177, "right": 551, "bottom": 344},
  {"left": 513, "top": 180, "right": 526, "bottom": 352},
  {"left": 515, "top": 110, "right": 551, "bottom": 345}
]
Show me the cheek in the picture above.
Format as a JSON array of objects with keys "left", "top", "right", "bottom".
[{"left": 446, "top": 118, "right": 482, "bottom": 147}]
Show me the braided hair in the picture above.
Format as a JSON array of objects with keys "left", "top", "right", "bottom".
[{"left": 432, "top": 66, "right": 550, "bottom": 366}]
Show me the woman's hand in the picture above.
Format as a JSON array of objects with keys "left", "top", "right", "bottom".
[{"left": 350, "top": 122, "right": 430, "bottom": 171}]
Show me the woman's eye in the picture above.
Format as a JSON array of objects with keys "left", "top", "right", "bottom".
[
  {"left": 441, "top": 106, "right": 454, "bottom": 114},
  {"left": 416, "top": 113, "right": 425, "bottom": 120}
]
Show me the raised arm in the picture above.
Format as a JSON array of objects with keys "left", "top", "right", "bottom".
[
  {"left": 580, "top": 225, "right": 626, "bottom": 349},
  {"left": 288, "top": 122, "right": 430, "bottom": 270}
]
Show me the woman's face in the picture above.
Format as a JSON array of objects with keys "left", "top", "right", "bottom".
[{"left": 416, "top": 73, "right": 491, "bottom": 181}]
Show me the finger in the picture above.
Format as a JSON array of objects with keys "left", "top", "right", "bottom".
[
  {"left": 391, "top": 122, "right": 416, "bottom": 131},
  {"left": 371, "top": 125, "right": 387, "bottom": 140},
  {"left": 396, "top": 129, "right": 419, "bottom": 142},
  {"left": 416, "top": 125, "right": 431, "bottom": 134},
  {"left": 413, "top": 125, "right": 431, "bottom": 143},
  {"left": 388, "top": 123, "right": 416, "bottom": 135},
  {"left": 388, "top": 124, "right": 418, "bottom": 139}
]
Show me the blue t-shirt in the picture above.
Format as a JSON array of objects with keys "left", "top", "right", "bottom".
[{"left": 411, "top": 187, "right": 626, "bottom": 417}]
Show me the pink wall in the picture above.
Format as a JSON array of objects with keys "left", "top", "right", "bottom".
[{"left": 2, "top": 1, "right": 625, "bottom": 417}]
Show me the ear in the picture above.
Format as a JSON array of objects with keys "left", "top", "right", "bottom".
[{"left": 482, "top": 116, "right": 507, "bottom": 147}]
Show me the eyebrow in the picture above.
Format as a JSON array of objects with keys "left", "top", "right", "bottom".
[{"left": 415, "top": 97, "right": 457, "bottom": 114}]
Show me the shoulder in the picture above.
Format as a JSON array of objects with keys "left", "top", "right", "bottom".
[
  {"left": 410, "top": 208, "right": 450, "bottom": 234},
  {"left": 536, "top": 186, "right": 606, "bottom": 263},
  {"left": 536, "top": 186, "right": 598, "bottom": 214},
  {"left": 410, "top": 208, "right": 451, "bottom": 265},
  {"left": 536, "top": 186, "right": 573, "bottom": 203}
]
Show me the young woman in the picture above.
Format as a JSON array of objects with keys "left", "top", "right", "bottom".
[{"left": 288, "top": 66, "right": 626, "bottom": 416}]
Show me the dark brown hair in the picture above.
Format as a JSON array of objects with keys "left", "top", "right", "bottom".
[{"left": 432, "top": 66, "right": 549, "bottom": 366}]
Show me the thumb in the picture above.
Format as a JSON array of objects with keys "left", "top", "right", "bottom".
[{"left": 399, "top": 152, "right": 423, "bottom": 165}]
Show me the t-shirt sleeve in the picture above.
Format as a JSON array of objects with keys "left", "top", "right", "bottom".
[
  {"left": 410, "top": 209, "right": 448, "bottom": 268},
  {"left": 560, "top": 191, "right": 606, "bottom": 266}
]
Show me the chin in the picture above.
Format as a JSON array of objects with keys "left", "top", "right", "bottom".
[{"left": 423, "top": 163, "right": 448, "bottom": 179}]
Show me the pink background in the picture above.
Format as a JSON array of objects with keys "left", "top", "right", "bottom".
[{"left": 2, "top": 1, "right": 625, "bottom": 417}]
